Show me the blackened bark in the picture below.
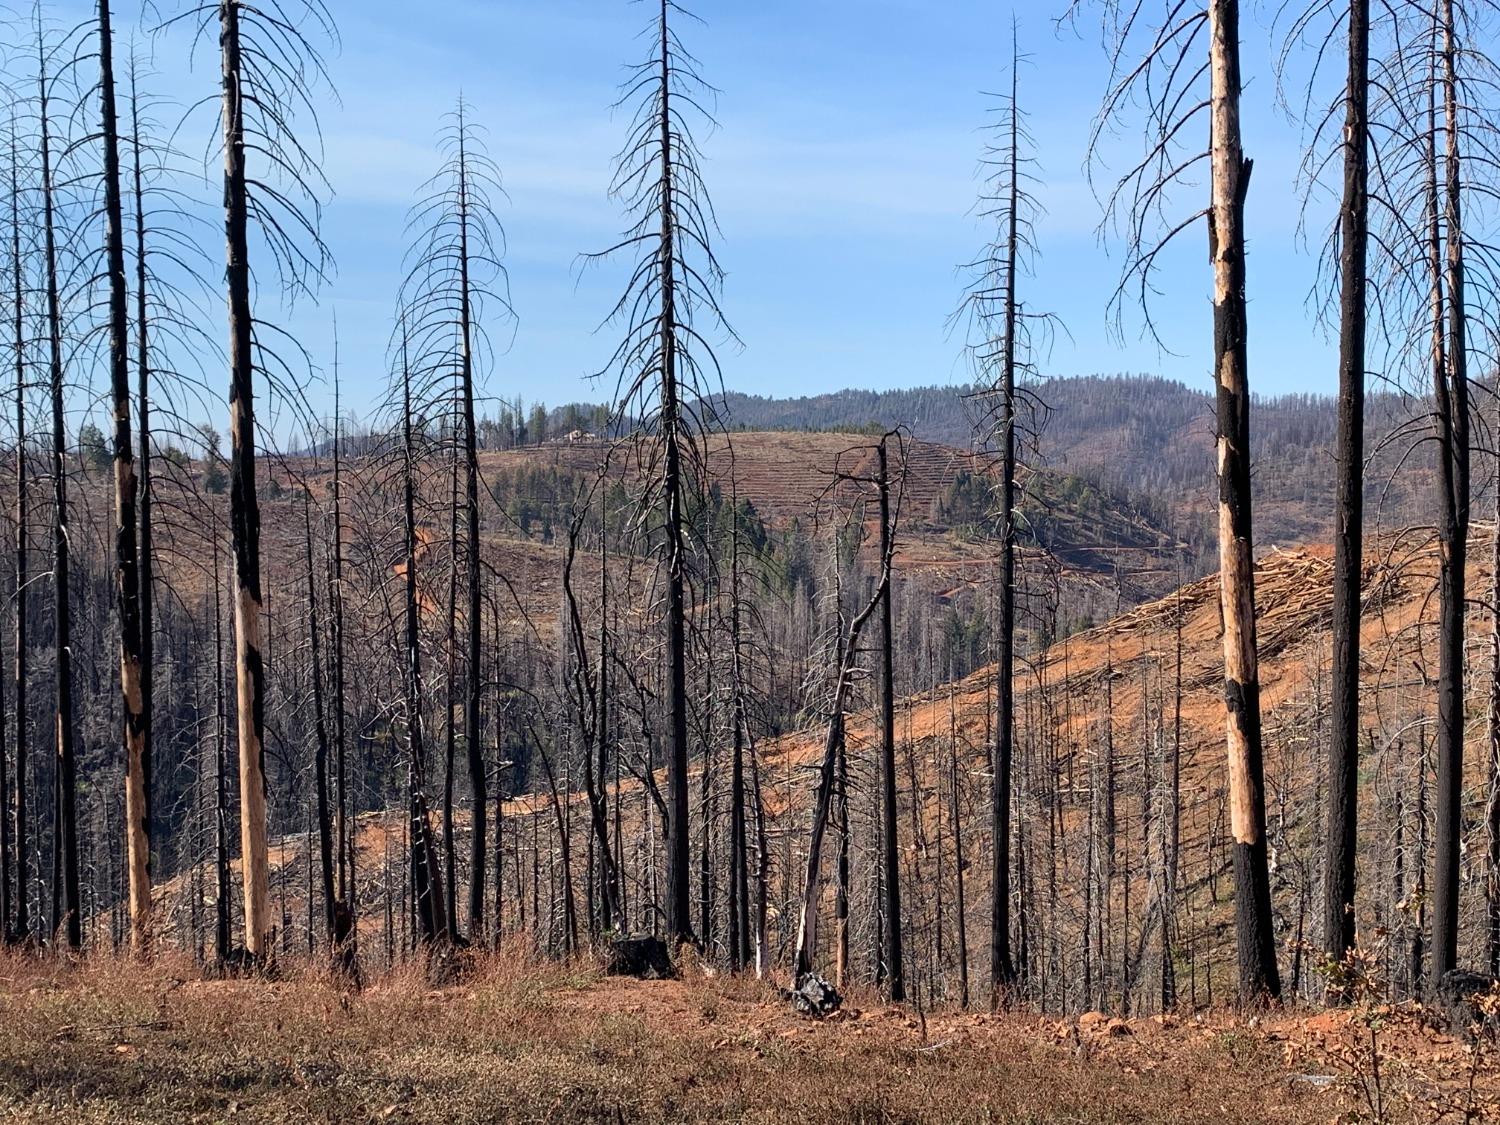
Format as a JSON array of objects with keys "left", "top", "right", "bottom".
[
  {"left": 657, "top": 0, "right": 693, "bottom": 947},
  {"left": 1209, "top": 0, "right": 1279, "bottom": 1002},
  {"left": 97, "top": 0, "right": 150, "bottom": 957},
  {"left": 991, "top": 66, "right": 1021, "bottom": 1006},
  {"left": 38, "top": 42, "right": 80, "bottom": 950},
  {"left": 303, "top": 494, "right": 335, "bottom": 946},
  {"left": 213, "top": 533, "right": 231, "bottom": 963},
  {"left": 1431, "top": 0, "right": 1470, "bottom": 990},
  {"left": 7, "top": 123, "right": 25, "bottom": 943},
  {"left": 330, "top": 371, "right": 350, "bottom": 922},
  {"left": 1324, "top": 0, "right": 1368, "bottom": 973},
  {"left": 128, "top": 58, "right": 156, "bottom": 959},
  {"left": 727, "top": 511, "right": 750, "bottom": 970},
  {"left": 457, "top": 130, "right": 487, "bottom": 932},
  {"left": 221, "top": 0, "right": 271, "bottom": 958},
  {"left": 878, "top": 437, "right": 904, "bottom": 1001},
  {"left": 400, "top": 333, "right": 450, "bottom": 946}
]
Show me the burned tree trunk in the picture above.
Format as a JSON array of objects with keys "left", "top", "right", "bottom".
[
  {"left": 727, "top": 501, "right": 752, "bottom": 971},
  {"left": 398, "top": 328, "right": 450, "bottom": 946},
  {"left": 1430, "top": 0, "right": 1471, "bottom": 991},
  {"left": 563, "top": 497, "right": 619, "bottom": 935},
  {"left": 591, "top": 0, "right": 732, "bottom": 947},
  {"left": 658, "top": 37, "right": 694, "bottom": 950},
  {"left": 8, "top": 121, "right": 27, "bottom": 944},
  {"left": 1209, "top": 0, "right": 1280, "bottom": 1002},
  {"left": 128, "top": 55, "right": 156, "bottom": 965},
  {"left": 38, "top": 37, "right": 80, "bottom": 950},
  {"left": 1323, "top": 0, "right": 1368, "bottom": 974},
  {"left": 220, "top": 0, "right": 271, "bottom": 959},
  {"left": 329, "top": 369, "right": 351, "bottom": 936},
  {"left": 96, "top": 0, "right": 151, "bottom": 958},
  {"left": 877, "top": 436, "right": 904, "bottom": 1001},
  {"left": 1488, "top": 398, "right": 1500, "bottom": 976},
  {"left": 792, "top": 476, "right": 893, "bottom": 983},
  {"left": 213, "top": 535, "right": 232, "bottom": 964},
  {"left": 950, "top": 41, "right": 1041, "bottom": 1006},
  {"left": 456, "top": 132, "right": 487, "bottom": 936},
  {"left": 303, "top": 493, "right": 335, "bottom": 947}
]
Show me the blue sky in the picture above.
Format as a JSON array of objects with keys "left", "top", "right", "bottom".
[{"left": 127, "top": 0, "right": 1342, "bottom": 424}]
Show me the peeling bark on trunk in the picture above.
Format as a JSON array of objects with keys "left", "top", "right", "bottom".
[
  {"left": 221, "top": 0, "right": 271, "bottom": 960},
  {"left": 1208, "top": 0, "right": 1279, "bottom": 1003}
]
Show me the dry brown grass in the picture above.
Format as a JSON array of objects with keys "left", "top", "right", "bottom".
[{"left": 0, "top": 945, "right": 1441, "bottom": 1124}]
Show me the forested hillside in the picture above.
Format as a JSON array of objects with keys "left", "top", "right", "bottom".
[
  {"left": 5, "top": 0, "right": 1500, "bottom": 1120},
  {"left": 717, "top": 376, "right": 1438, "bottom": 556}
]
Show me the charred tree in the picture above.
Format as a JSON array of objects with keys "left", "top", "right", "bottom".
[
  {"left": 6, "top": 117, "right": 27, "bottom": 944},
  {"left": 1207, "top": 0, "right": 1281, "bottom": 1004},
  {"left": 399, "top": 102, "right": 511, "bottom": 940},
  {"left": 391, "top": 318, "right": 451, "bottom": 946},
  {"left": 302, "top": 489, "right": 335, "bottom": 948},
  {"left": 953, "top": 32, "right": 1054, "bottom": 1006},
  {"left": 92, "top": 0, "right": 151, "bottom": 958},
  {"left": 164, "top": 0, "right": 336, "bottom": 958},
  {"left": 877, "top": 436, "right": 904, "bottom": 1000},
  {"left": 1430, "top": 0, "right": 1472, "bottom": 990},
  {"left": 37, "top": 27, "right": 80, "bottom": 950},
  {"left": 1076, "top": 0, "right": 1280, "bottom": 1002},
  {"left": 588, "top": 0, "right": 734, "bottom": 947},
  {"left": 1323, "top": 0, "right": 1370, "bottom": 973}
]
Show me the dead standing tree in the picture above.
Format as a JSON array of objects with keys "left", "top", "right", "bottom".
[
  {"left": 952, "top": 28, "right": 1058, "bottom": 1007},
  {"left": 163, "top": 0, "right": 335, "bottom": 960},
  {"left": 1276, "top": 0, "right": 1376, "bottom": 972},
  {"left": 586, "top": 0, "right": 735, "bottom": 946},
  {"left": 1071, "top": 0, "right": 1281, "bottom": 1001},
  {"left": 1425, "top": 0, "right": 1500, "bottom": 990},
  {"left": 876, "top": 436, "right": 902, "bottom": 1000},
  {"left": 5, "top": 111, "right": 30, "bottom": 944},
  {"left": 791, "top": 439, "right": 905, "bottom": 986},
  {"left": 397, "top": 101, "right": 513, "bottom": 940},
  {"left": 1363, "top": 0, "right": 1500, "bottom": 990},
  {"left": 384, "top": 314, "right": 451, "bottom": 947},
  {"left": 33, "top": 17, "right": 82, "bottom": 950},
  {"left": 1321, "top": 0, "right": 1370, "bottom": 977},
  {"left": 83, "top": 0, "right": 151, "bottom": 957}
]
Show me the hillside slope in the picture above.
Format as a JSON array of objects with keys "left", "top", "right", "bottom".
[
  {"left": 714, "top": 375, "right": 1441, "bottom": 560},
  {"left": 147, "top": 524, "right": 1494, "bottom": 1012}
]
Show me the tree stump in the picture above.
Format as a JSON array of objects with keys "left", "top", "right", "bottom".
[{"left": 606, "top": 935, "right": 676, "bottom": 979}]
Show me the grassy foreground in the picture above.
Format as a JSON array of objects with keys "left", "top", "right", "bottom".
[{"left": 0, "top": 946, "right": 1492, "bottom": 1123}]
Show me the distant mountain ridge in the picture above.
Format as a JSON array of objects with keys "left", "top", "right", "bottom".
[{"left": 712, "top": 374, "right": 1435, "bottom": 556}]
